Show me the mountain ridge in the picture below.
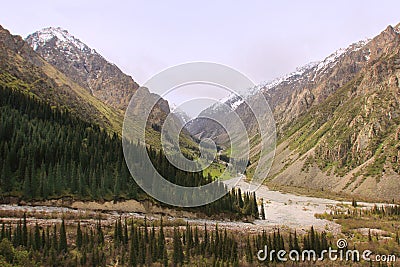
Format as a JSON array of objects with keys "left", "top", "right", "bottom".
[
  {"left": 26, "top": 27, "right": 140, "bottom": 111},
  {"left": 23, "top": 25, "right": 199, "bottom": 155},
  {"left": 265, "top": 24, "right": 400, "bottom": 201},
  {"left": 187, "top": 23, "right": 400, "bottom": 201},
  {"left": 0, "top": 25, "right": 124, "bottom": 132}
]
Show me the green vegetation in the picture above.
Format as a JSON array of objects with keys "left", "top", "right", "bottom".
[
  {"left": 0, "top": 213, "right": 344, "bottom": 266},
  {"left": 316, "top": 204, "right": 400, "bottom": 235},
  {"left": 0, "top": 83, "right": 139, "bottom": 201},
  {"left": 316, "top": 204, "right": 400, "bottom": 259},
  {"left": 280, "top": 64, "right": 400, "bottom": 181},
  {"left": 0, "top": 83, "right": 260, "bottom": 219},
  {"left": 202, "top": 162, "right": 226, "bottom": 180},
  {"left": 41, "top": 64, "right": 125, "bottom": 133}
]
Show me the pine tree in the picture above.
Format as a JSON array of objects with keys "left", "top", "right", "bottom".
[
  {"left": 34, "top": 223, "right": 41, "bottom": 251},
  {"left": 96, "top": 219, "right": 104, "bottom": 245},
  {"left": 245, "top": 236, "right": 253, "bottom": 263},
  {"left": 293, "top": 230, "right": 300, "bottom": 252},
  {"left": 260, "top": 198, "right": 266, "bottom": 220},
  {"left": 59, "top": 219, "right": 67, "bottom": 253},
  {"left": 173, "top": 227, "right": 184, "bottom": 266},
  {"left": 52, "top": 225, "right": 58, "bottom": 251},
  {"left": 123, "top": 218, "right": 128, "bottom": 246},
  {"left": 23, "top": 166, "right": 31, "bottom": 199},
  {"left": 129, "top": 234, "right": 137, "bottom": 266},
  {"left": 0, "top": 223, "right": 5, "bottom": 240},
  {"left": 76, "top": 221, "right": 82, "bottom": 250},
  {"left": 158, "top": 218, "right": 165, "bottom": 260},
  {"left": 22, "top": 213, "right": 28, "bottom": 247}
]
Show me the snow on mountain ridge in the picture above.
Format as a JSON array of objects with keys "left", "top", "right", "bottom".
[
  {"left": 314, "top": 39, "right": 370, "bottom": 74},
  {"left": 259, "top": 61, "right": 319, "bottom": 92},
  {"left": 208, "top": 38, "right": 372, "bottom": 114},
  {"left": 28, "top": 27, "right": 95, "bottom": 54}
]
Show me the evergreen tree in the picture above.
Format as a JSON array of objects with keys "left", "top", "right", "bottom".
[
  {"left": 59, "top": 219, "right": 67, "bottom": 253},
  {"left": 260, "top": 198, "right": 266, "bottom": 220},
  {"left": 158, "top": 218, "right": 165, "bottom": 260},
  {"left": 76, "top": 221, "right": 82, "bottom": 250},
  {"left": 172, "top": 227, "right": 184, "bottom": 266},
  {"left": 22, "top": 213, "right": 28, "bottom": 247},
  {"left": 34, "top": 223, "right": 41, "bottom": 251}
]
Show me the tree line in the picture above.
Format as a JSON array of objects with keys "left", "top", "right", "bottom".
[{"left": 0, "top": 214, "right": 338, "bottom": 266}]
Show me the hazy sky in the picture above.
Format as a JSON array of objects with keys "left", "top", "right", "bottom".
[{"left": 2, "top": 0, "right": 400, "bottom": 116}]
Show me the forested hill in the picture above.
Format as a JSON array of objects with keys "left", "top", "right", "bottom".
[
  {"left": 0, "top": 84, "right": 259, "bottom": 219},
  {"left": 0, "top": 84, "right": 137, "bottom": 201}
]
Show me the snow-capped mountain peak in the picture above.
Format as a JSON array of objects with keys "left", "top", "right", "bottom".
[
  {"left": 27, "top": 27, "right": 95, "bottom": 54},
  {"left": 25, "top": 26, "right": 140, "bottom": 110}
]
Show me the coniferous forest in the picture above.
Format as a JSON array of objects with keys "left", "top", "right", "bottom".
[
  {"left": 0, "top": 213, "right": 337, "bottom": 267},
  {"left": 0, "top": 84, "right": 259, "bottom": 218}
]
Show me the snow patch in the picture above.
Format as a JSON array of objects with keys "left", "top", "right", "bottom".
[
  {"left": 364, "top": 49, "right": 371, "bottom": 61},
  {"left": 27, "top": 27, "right": 91, "bottom": 53},
  {"left": 260, "top": 61, "right": 319, "bottom": 90},
  {"left": 314, "top": 39, "right": 370, "bottom": 75},
  {"left": 230, "top": 98, "right": 244, "bottom": 110}
]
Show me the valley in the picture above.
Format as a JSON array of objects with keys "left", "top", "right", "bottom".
[{"left": 1, "top": 16, "right": 400, "bottom": 265}]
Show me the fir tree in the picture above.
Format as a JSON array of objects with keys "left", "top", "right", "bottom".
[
  {"left": 59, "top": 219, "right": 67, "bottom": 253},
  {"left": 172, "top": 227, "right": 184, "bottom": 266},
  {"left": 76, "top": 221, "right": 82, "bottom": 250}
]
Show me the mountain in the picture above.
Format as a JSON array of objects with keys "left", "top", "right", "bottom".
[
  {"left": 263, "top": 39, "right": 371, "bottom": 135},
  {"left": 188, "top": 37, "right": 371, "bottom": 141},
  {"left": 170, "top": 105, "right": 191, "bottom": 125},
  {"left": 189, "top": 23, "right": 400, "bottom": 201},
  {"left": 0, "top": 24, "right": 254, "bottom": 218},
  {"left": 26, "top": 27, "right": 139, "bottom": 110},
  {"left": 0, "top": 25, "right": 123, "bottom": 132},
  {"left": 22, "top": 26, "right": 198, "bottom": 153},
  {"left": 269, "top": 24, "right": 400, "bottom": 201}
]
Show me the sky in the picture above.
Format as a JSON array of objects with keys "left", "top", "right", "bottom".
[{"left": 2, "top": 0, "right": 400, "bottom": 117}]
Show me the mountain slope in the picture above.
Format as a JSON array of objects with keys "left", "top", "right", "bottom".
[
  {"left": 0, "top": 25, "right": 123, "bottom": 132},
  {"left": 26, "top": 27, "right": 139, "bottom": 110},
  {"left": 24, "top": 26, "right": 198, "bottom": 154},
  {"left": 269, "top": 24, "right": 400, "bottom": 201},
  {"left": 187, "top": 37, "right": 370, "bottom": 142}
]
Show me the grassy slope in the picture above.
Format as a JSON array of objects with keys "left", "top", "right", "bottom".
[{"left": 266, "top": 52, "right": 400, "bottom": 202}]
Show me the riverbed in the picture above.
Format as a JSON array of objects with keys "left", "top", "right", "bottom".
[{"left": 0, "top": 177, "right": 351, "bottom": 234}]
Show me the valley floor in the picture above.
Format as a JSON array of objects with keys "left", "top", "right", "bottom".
[
  {"left": 1, "top": 179, "right": 399, "bottom": 266},
  {"left": 0, "top": 178, "right": 382, "bottom": 234}
]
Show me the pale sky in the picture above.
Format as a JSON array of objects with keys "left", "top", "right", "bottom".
[{"left": 1, "top": 0, "right": 400, "bottom": 117}]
